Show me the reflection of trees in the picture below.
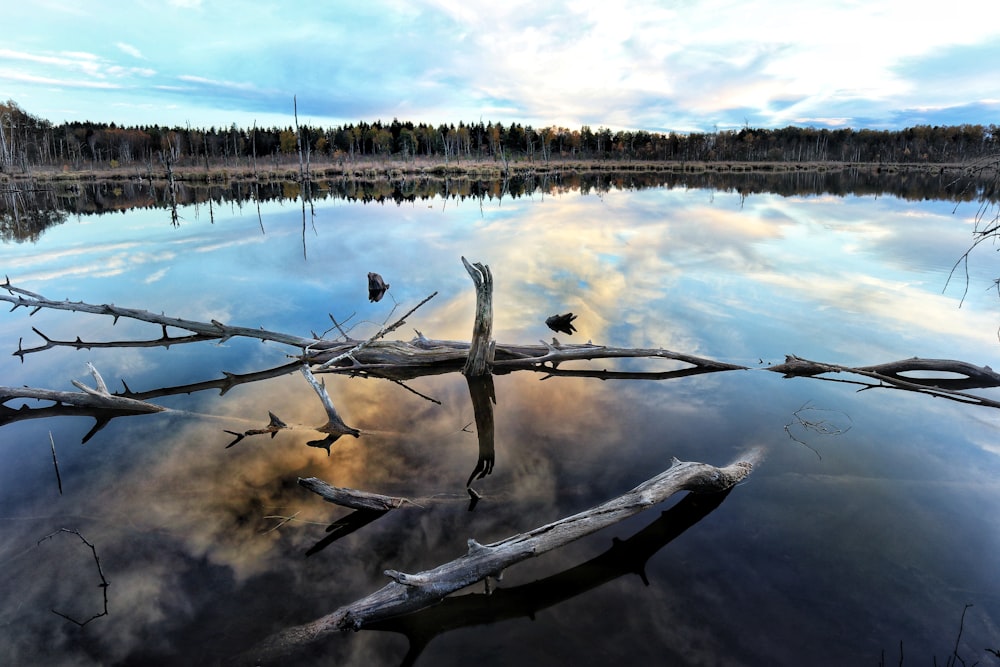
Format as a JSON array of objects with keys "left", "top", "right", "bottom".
[
  {"left": 0, "top": 185, "right": 68, "bottom": 242},
  {"left": 5, "top": 167, "right": 1000, "bottom": 238}
]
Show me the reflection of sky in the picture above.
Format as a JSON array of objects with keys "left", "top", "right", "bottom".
[{"left": 1, "top": 185, "right": 1000, "bottom": 665}]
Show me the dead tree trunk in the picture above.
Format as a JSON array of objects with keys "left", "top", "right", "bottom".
[{"left": 462, "top": 256, "right": 494, "bottom": 377}]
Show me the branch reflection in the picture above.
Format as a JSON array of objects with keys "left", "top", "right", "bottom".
[{"left": 364, "top": 488, "right": 734, "bottom": 667}]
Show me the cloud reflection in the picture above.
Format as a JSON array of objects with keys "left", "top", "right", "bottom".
[{"left": 4, "top": 184, "right": 1000, "bottom": 664}]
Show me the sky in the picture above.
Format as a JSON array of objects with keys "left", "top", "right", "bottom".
[{"left": 2, "top": 0, "right": 1000, "bottom": 134}]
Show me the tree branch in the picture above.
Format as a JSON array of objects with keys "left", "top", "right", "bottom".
[{"left": 238, "top": 453, "right": 758, "bottom": 663}]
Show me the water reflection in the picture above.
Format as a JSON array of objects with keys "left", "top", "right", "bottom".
[
  {"left": 3, "top": 164, "right": 999, "bottom": 243},
  {"left": 1, "top": 174, "right": 1000, "bottom": 665}
]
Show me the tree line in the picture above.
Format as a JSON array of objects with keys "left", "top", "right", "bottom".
[{"left": 2, "top": 98, "right": 998, "bottom": 174}]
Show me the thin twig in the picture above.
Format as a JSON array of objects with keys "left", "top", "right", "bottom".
[
  {"left": 48, "top": 431, "right": 62, "bottom": 495},
  {"left": 313, "top": 291, "right": 437, "bottom": 370},
  {"left": 36, "top": 529, "right": 109, "bottom": 626}
]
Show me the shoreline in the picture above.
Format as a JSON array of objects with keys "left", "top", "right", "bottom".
[{"left": 2, "top": 156, "right": 994, "bottom": 186}]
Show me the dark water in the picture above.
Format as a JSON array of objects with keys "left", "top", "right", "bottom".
[{"left": 1, "top": 176, "right": 999, "bottom": 666}]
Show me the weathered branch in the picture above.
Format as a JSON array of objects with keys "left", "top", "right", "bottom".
[
  {"left": 461, "top": 257, "right": 494, "bottom": 376},
  {"left": 365, "top": 488, "right": 735, "bottom": 665},
  {"left": 0, "top": 381, "right": 165, "bottom": 414},
  {"left": 767, "top": 354, "right": 1000, "bottom": 408},
  {"left": 299, "top": 365, "right": 360, "bottom": 440},
  {"left": 298, "top": 477, "right": 412, "bottom": 511},
  {"left": 239, "top": 453, "right": 757, "bottom": 663},
  {"left": 0, "top": 362, "right": 167, "bottom": 442},
  {"left": 2, "top": 277, "right": 740, "bottom": 380},
  {"left": 15, "top": 324, "right": 219, "bottom": 359},
  {"left": 1, "top": 278, "right": 319, "bottom": 349}
]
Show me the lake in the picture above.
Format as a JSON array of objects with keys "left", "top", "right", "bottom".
[{"left": 1, "top": 169, "right": 999, "bottom": 666}]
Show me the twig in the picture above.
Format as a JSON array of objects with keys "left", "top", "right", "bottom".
[
  {"left": 48, "top": 431, "right": 62, "bottom": 494},
  {"left": 946, "top": 603, "right": 973, "bottom": 667},
  {"left": 313, "top": 291, "right": 437, "bottom": 370},
  {"left": 783, "top": 401, "right": 853, "bottom": 460},
  {"left": 36, "top": 528, "right": 109, "bottom": 626},
  {"left": 261, "top": 511, "right": 302, "bottom": 533}
]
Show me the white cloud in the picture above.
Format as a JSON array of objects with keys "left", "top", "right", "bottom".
[
  {"left": 116, "top": 42, "right": 145, "bottom": 59},
  {"left": 4, "top": 0, "right": 1000, "bottom": 129}
]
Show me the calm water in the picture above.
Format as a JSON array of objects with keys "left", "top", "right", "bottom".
[{"left": 2, "top": 177, "right": 1000, "bottom": 666}]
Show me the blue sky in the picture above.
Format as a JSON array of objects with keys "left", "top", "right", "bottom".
[{"left": 3, "top": 0, "right": 1000, "bottom": 133}]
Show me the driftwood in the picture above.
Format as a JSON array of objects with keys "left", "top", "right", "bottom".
[
  {"left": 365, "top": 488, "right": 736, "bottom": 666},
  {"left": 767, "top": 354, "right": 1000, "bottom": 408},
  {"left": 7, "top": 260, "right": 1000, "bottom": 663},
  {"left": 0, "top": 362, "right": 166, "bottom": 443},
  {"left": 298, "top": 477, "right": 413, "bottom": 512},
  {"left": 238, "top": 454, "right": 757, "bottom": 664},
  {"left": 7, "top": 270, "right": 1000, "bottom": 449},
  {"left": 296, "top": 478, "right": 489, "bottom": 557}
]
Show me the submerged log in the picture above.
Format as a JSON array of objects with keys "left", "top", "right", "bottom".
[{"left": 238, "top": 453, "right": 758, "bottom": 663}]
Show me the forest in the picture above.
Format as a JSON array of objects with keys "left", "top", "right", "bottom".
[{"left": 1, "top": 98, "right": 998, "bottom": 174}]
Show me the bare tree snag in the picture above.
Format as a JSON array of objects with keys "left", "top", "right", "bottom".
[
  {"left": 238, "top": 454, "right": 757, "bottom": 663},
  {"left": 461, "top": 257, "right": 494, "bottom": 377}
]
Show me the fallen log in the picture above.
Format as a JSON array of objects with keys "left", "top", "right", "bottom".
[{"left": 237, "top": 453, "right": 758, "bottom": 664}]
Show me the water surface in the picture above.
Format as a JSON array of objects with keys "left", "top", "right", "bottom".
[{"left": 1, "top": 177, "right": 999, "bottom": 666}]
